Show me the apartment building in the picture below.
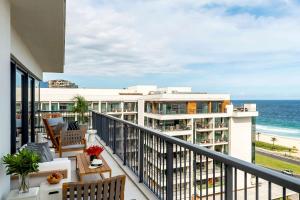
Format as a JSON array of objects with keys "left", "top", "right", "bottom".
[
  {"left": 40, "top": 86, "right": 258, "bottom": 196},
  {"left": 138, "top": 92, "right": 258, "bottom": 196},
  {"left": 48, "top": 79, "right": 78, "bottom": 88}
]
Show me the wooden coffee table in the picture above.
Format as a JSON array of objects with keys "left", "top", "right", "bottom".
[{"left": 76, "top": 153, "right": 112, "bottom": 181}]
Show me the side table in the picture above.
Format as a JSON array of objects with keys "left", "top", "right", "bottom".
[
  {"left": 6, "top": 187, "right": 39, "bottom": 200},
  {"left": 87, "top": 129, "right": 97, "bottom": 142},
  {"left": 39, "top": 179, "right": 68, "bottom": 200}
]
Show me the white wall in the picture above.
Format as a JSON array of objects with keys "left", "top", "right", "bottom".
[
  {"left": 11, "top": 27, "right": 43, "bottom": 79},
  {"left": 0, "top": 0, "right": 11, "bottom": 199},
  {"left": 229, "top": 117, "right": 253, "bottom": 189},
  {"left": 229, "top": 117, "right": 252, "bottom": 162}
]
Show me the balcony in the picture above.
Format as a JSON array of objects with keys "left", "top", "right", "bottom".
[{"left": 92, "top": 111, "right": 300, "bottom": 200}]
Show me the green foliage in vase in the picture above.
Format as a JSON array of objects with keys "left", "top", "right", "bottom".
[{"left": 2, "top": 149, "right": 40, "bottom": 176}]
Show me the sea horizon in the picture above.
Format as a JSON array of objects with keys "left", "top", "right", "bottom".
[{"left": 233, "top": 100, "right": 300, "bottom": 139}]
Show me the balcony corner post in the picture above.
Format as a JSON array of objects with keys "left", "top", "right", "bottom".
[
  {"left": 113, "top": 120, "right": 116, "bottom": 154},
  {"left": 225, "top": 164, "right": 233, "bottom": 200},
  {"left": 123, "top": 124, "right": 127, "bottom": 165},
  {"left": 139, "top": 130, "right": 144, "bottom": 183},
  {"left": 166, "top": 141, "right": 173, "bottom": 200}
]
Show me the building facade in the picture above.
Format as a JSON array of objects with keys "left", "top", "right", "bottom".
[
  {"left": 40, "top": 86, "right": 258, "bottom": 196},
  {"left": 48, "top": 79, "right": 78, "bottom": 88}
]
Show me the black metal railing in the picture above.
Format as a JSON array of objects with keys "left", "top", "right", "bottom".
[{"left": 92, "top": 111, "right": 300, "bottom": 200}]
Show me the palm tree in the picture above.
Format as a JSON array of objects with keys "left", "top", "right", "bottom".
[
  {"left": 292, "top": 146, "right": 298, "bottom": 153},
  {"left": 271, "top": 137, "right": 277, "bottom": 149},
  {"left": 72, "top": 95, "right": 88, "bottom": 124},
  {"left": 288, "top": 148, "right": 292, "bottom": 157},
  {"left": 257, "top": 132, "right": 261, "bottom": 141}
]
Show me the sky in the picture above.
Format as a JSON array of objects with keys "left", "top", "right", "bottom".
[{"left": 44, "top": 0, "right": 300, "bottom": 100}]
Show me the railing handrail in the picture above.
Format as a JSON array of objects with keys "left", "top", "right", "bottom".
[{"left": 92, "top": 111, "right": 300, "bottom": 193}]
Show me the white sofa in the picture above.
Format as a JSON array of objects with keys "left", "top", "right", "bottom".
[{"left": 10, "top": 157, "right": 71, "bottom": 189}]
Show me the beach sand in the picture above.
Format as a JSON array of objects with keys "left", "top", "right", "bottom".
[{"left": 257, "top": 133, "right": 300, "bottom": 157}]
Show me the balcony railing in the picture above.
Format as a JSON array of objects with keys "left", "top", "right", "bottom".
[{"left": 92, "top": 111, "right": 300, "bottom": 200}]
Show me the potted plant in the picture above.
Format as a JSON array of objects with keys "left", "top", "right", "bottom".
[
  {"left": 2, "top": 149, "right": 40, "bottom": 193},
  {"left": 86, "top": 145, "right": 104, "bottom": 162},
  {"left": 72, "top": 95, "right": 89, "bottom": 130}
]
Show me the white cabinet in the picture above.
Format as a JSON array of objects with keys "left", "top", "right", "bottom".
[{"left": 39, "top": 179, "right": 68, "bottom": 200}]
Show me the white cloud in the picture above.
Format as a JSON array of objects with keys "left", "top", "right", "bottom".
[{"left": 64, "top": 0, "right": 300, "bottom": 76}]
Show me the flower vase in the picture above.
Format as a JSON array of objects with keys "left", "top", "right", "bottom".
[
  {"left": 18, "top": 174, "right": 29, "bottom": 193},
  {"left": 90, "top": 155, "right": 97, "bottom": 162}
]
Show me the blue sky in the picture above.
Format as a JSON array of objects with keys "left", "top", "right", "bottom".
[{"left": 44, "top": 0, "right": 300, "bottom": 100}]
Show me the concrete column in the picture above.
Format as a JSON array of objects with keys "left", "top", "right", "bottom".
[{"left": 98, "top": 101, "right": 101, "bottom": 112}]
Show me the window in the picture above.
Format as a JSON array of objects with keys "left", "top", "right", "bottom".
[
  {"left": 41, "top": 103, "right": 49, "bottom": 111},
  {"left": 11, "top": 60, "right": 40, "bottom": 153},
  {"left": 15, "top": 70, "right": 23, "bottom": 151},
  {"left": 212, "top": 101, "right": 222, "bottom": 113},
  {"left": 107, "top": 102, "right": 121, "bottom": 112},
  {"left": 51, "top": 103, "right": 59, "bottom": 111},
  {"left": 124, "top": 102, "right": 136, "bottom": 112},
  {"left": 101, "top": 103, "right": 106, "bottom": 112},
  {"left": 158, "top": 102, "right": 187, "bottom": 114},
  {"left": 59, "top": 103, "right": 74, "bottom": 111},
  {"left": 92, "top": 103, "right": 99, "bottom": 111},
  {"left": 197, "top": 102, "right": 209, "bottom": 113}
]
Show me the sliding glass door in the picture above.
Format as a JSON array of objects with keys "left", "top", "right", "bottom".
[{"left": 11, "top": 59, "right": 40, "bottom": 153}]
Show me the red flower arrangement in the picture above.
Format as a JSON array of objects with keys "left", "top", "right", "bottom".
[{"left": 86, "top": 145, "right": 104, "bottom": 157}]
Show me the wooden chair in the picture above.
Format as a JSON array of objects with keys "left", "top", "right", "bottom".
[
  {"left": 42, "top": 114, "right": 86, "bottom": 157},
  {"left": 62, "top": 175, "right": 126, "bottom": 200}
]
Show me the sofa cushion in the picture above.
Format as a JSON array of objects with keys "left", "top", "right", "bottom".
[
  {"left": 38, "top": 158, "right": 72, "bottom": 182},
  {"left": 81, "top": 174, "right": 102, "bottom": 183},
  {"left": 61, "top": 144, "right": 85, "bottom": 149},
  {"left": 68, "top": 121, "right": 80, "bottom": 130},
  {"left": 26, "top": 142, "right": 53, "bottom": 162},
  {"left": 53, "top": 122, "right": 68, "bottom": 136},
  {"left": 47, "top": 117, "right": 64, "bottom": 126}
]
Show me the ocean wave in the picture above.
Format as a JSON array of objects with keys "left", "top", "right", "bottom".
[{"left": 256, "top": 124, "right": 300, "bottom": 137}]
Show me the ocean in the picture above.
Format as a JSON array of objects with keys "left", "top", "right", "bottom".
[{"left": 233, "top": 100, "right": 300, "bottom": 138}]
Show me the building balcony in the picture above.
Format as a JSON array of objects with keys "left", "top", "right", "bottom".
[{"left": 92, "top": 111, "right": 300, "bottom": 200}]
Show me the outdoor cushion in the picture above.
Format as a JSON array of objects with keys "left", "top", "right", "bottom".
[
  {"left": 81, "top": 174, "right": 103, "bottom": 182},
  {"left": 61, "top": 144, "right": 85, "bottom": 149},
  {"left": 26, "top": 142, "right": 53, "bottom": 163},
  {"left": 54, "top": 122, "right": 68, "bottom": 136},
  {"left": 68, "top": 121, "right": 80, "bottom": 130},
  {"left": 47, "top": 117, "right": 64, "bottom": 126}
]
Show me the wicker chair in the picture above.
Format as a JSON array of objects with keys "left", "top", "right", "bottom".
[
  {"left": 62, "top": 175, "right": 126, "bottom": 200},
  {"left": 42, "top": 114, "right": 86, "bottom": 157}
]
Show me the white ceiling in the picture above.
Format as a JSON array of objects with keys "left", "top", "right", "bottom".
[{"left": 11, "top": 0, "right": 65, "bottom": 73}]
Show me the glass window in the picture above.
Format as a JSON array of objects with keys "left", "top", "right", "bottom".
[
  {"left": 212, "top": 101, "right": 222, "bottom": 113},
  {"left": 34, "top": 81, "right": 40, "bottom": 135},
  {"left": 41, "top": 103, "right": 49, "bottom": 111},
  {"left": 59, "top": 103, "right": 74, "bottom": 111},
  {"left": 92, "top": 103, "right": 99, "bottom": 111},
  {"left": 107, "top": 102, "right": 121, "bottom": 112},
  {"left": 51, "top": 103, "right": 59, "bottom": 111},
  {"left": 158, "top": 102, "right": 186, "bottom": 114},
  {"left": 124, "top": 102, "right": 136, "bottom": 112},
  {"left": 28, "top": 78, "right": 33, "bottom": 141},
  {"left": 101, "top": 102, "right": 106, "bottom": 112},
  {"left": 196, "top": 102, "right": 209, "bottom": 113},
  {"left": 16, "top": 70, "right": 23, "bottom": 150}
]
